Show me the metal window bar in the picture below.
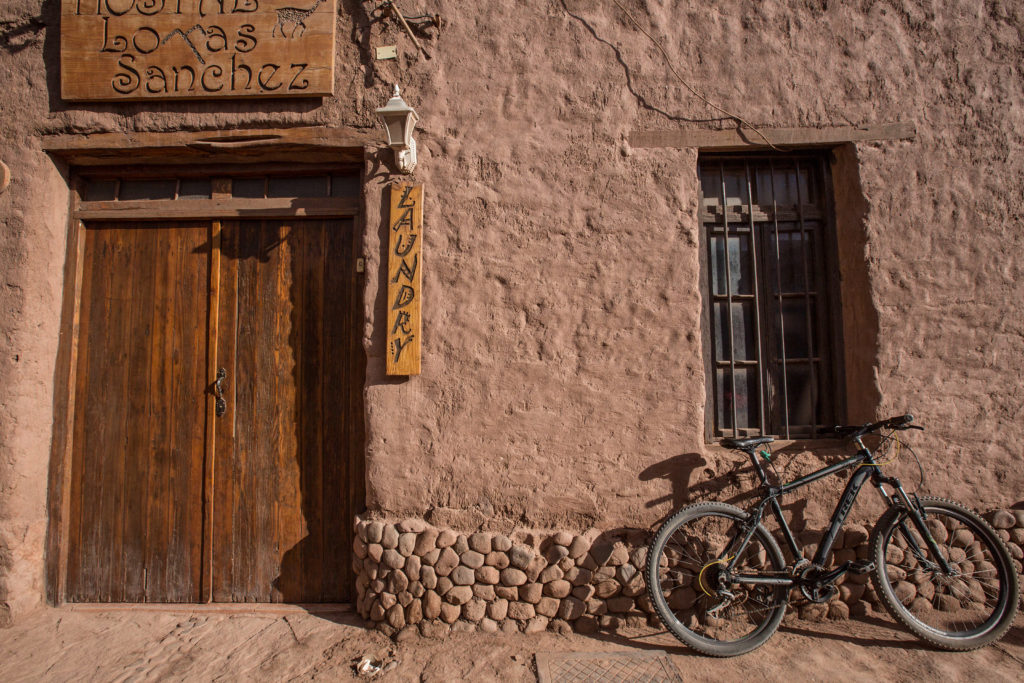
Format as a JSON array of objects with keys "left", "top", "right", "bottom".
[
  {"left": 719, "top": 163, "right": 740, "bottom": 436},
  {"left": 794, "top": 161, "right": 819, "bottom": 438},
  {"left": 767, "top": 160, "right": 790, "bottom": 439},
  {"left": 744, "top": 161, "right": 767, "bottom": 434}
]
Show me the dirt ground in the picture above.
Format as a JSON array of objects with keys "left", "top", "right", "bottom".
[{"left": 1, "top": 605, "right": 1021, "bottom": 682}]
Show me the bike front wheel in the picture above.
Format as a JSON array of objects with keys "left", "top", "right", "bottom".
[
  {"left": 870, "top": 496, "right": 1019, "bottom": 650},
  {"left": 645, "top": 502, "right": 789, "bottom": 657}
]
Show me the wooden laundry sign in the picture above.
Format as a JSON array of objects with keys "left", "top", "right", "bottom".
[
  {"left": 60, "top": 0, "right": 337, "bottom": 101},
  {"left": 387, "top": 184, "right": 422, "bottom": 375}
]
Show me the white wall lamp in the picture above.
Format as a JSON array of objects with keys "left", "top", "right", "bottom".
[{"left": 376, "top": 85, "right": 420, "bottom": 174}]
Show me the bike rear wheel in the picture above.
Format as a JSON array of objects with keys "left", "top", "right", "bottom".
[
  {"left": 645, "top": 502, "right": 788, "bottom": 657},
  {"left": 870, "top": 496, "right": 1019, "bottom": 650}
]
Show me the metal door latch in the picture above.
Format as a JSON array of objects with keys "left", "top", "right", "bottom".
[{"left": 213, "top": 367, "right": 227, "bottom": 417}]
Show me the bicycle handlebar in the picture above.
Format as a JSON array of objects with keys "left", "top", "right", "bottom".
[{"left": 833, "top": 414, "right": 924, "bottom": 439}]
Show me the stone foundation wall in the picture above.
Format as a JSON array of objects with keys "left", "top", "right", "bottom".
[{"left": 354, "top": 509, "right": 1024, "bottom": 637}]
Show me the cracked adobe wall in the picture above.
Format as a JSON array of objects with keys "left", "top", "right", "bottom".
[{"left": 1, "top": 0, "right": 1023, "bottom": 626}]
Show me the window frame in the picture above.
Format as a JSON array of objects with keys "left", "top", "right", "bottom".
[{"left": 698, "top": 152, "right": 847, "bottom": 442}]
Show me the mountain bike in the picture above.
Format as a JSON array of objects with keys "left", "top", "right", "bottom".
[{"left": 644, "top": 414, "right": 1020, "bottom": 657}]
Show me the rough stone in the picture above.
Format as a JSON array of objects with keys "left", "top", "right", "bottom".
[
  {"left": 439, "top": 602, "right": 461, "bottom": 624},
  {"left": 386, "top": 604, "right": 406, "bottom": 630},
  {"left": 445, "top": 585, "right": 473, "bottom": 605},
  {"left": 366, "top": 521, "right": 384, "bottom": 544},
  {"left": 495, "top": 585, "right": 518, "bottom": 600},
  {"left": 575, "top": 615, "right": 600, "bottom": 634},
  {"left": 460, "top": 550, "right": 485, "bottom": 569},
  {"left": 451, "top": 566, "right": 475, "bottom": 586},
  {"left": 414, "top": 528, "right": 440, "bottom": 555},
  {"left": 538, "top": 565, "right": 564, "bottom": 584},
  {"left": 519, "top": 582, "right": 543, "bottom": 604},
  {"left": 485, "top": 551, "right": 510, "bottom": 569},
  {"left": 473, "top": 583, "right": 496, "bottom": 601},
  {"left": 436, "top": 577, "right": 454, "bottom": 595},
  {"left": 397, "top": 533, "right": 416, "bottom": 556},
  {"left": 421, "top": 549, "right": 441, "bottom": 566},
  {"left": 500, "top": 568, "right": 528, "bottom": 586},
  {"left": 508, "top": 601, "right": 536, "bottom": 621},
  {"left": 544, "top": 544, "right": 570, "bottom": 564},
  {"left": 437, "top": 530, "right": 458, "bottom": 548},
  {"left": 607, "top": 596, "right": 634, "bottom": 613},
  {"left": 435, "top": 547, "right": 460, "bottom": 576},
  {"left": 370, "top": 599, "right": 386, "bottom": 621},
  {"left": 568, "top": 536, "right": 590, "bottom": 559},
  {"left": 367, "top": 543, "right": 384, "bottom": 563},
  {"left": 381, "top": 525, "right": 399, "bottom": 549},
  {"left": 552, "top": 531, "right": 574, "bottom": 547},
  {"left": 525, "top": 616, "right": 550, "bottom": 633},
  {"left": 405, "top": 598, "right": 423, "bottom": 624},
  {"left": 353, "top": 537, "right": 368, "bottom": 559},
  {"left": 991, "top": 509, "right": 1016, "bottom": 529},
  {"left": 544, "top": 579, "right": 572, "bottom": 599},
  {"left": 566, "top": 567, "right": 593, "bottom": 586},
  {"left": 475, "top": 566, "right": 500, "bottom": 585},
  {"left": 382, "top": 549, "right": 404, "bottom": 570},
  {"left": 488, "top": 598, "right": 509, "bottom": 621},
  {"left": 451, "top": 620, "right": 476, "bottom": 633},
  {"left": 572, "top": 584, "right": 596, "bottom": 601},
  {"left": 418, "top": 589, "right": 439, "bottom": 619},
  {"left": 462, "top": 598, "right": 487, "bottom": 622},
  {"left": 616, "top": 563, "right": 637, "bottom": 585},
  {"left": 419, "top": 620, "right": 450, "bottom": 639},
  {"left": 405, "top": 555, "right": 422, "bottom": 581},
  {"left": 536, "top": 597, "right": 560, "bottom": 618},
  {"left": 397, "top": 590, "right": 413, "bottom": 607},
  {"left": 492, "top": 535, "right": 513, "bottom": 552},
  {"left": 594, "top": 580, "right": 620, "bottom": 598},
  {"left": 468, "top": 532, "right": 492, "bottom": 554},
  {"left": 525, "top": 556, "right": 547, "bottom": 583},
  {"left": 558, "top": 596, "right": 586, "bottom": 620},
  {"left": 478, "top": 617, "right": 499, "bottom": 633},
  {"left": 453, "top": 535, "right": 470, "bottom": 555},
  {"left": 420, "top": 566, "right": 438, "bottom": 590},
  {"left": 379, "top": 592, "right": 397, "bottom": 609},
  {"left": 509, "top": 544, "right": 534, "bottom": 570},
  {"left": 398, "top": 518, "right": 427, "bottom": 534},
  {"left": 387, "top": 570, "right": 409, "bottom": 594}
]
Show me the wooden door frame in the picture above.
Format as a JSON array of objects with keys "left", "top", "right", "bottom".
[{"left": 45, "top": 143, "right": 368, "bottom": 605}]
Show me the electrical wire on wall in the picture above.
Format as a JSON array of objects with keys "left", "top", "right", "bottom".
[{"left": 608, "top": 0, "right": 782, "bottom": 151}]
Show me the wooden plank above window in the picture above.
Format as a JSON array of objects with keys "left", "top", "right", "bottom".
[
  {"left": 629, "top": 122, "right": 915, "bottom": 150},
  {"left": 43, "top": 126, "right": 372, "bottom": 166}
]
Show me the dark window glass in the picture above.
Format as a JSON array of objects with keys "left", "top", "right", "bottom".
[
  {"left": 701, "top": 156, "right": 840, "bottom": 439},
  {"left": 331, "top": 174, "right": 360, "bottom": 198},
  {"left": 268, "top": 175, "right": 328, "bottom": 198},
  {"left": 84, "top": 180, "right": 117, "bottom": 201},
  {"left": 232, "top": 177, "right": 266, "bottom": 198},
  {"left": 178, "top": 178, "right": 212, "bottom": 199},
  {"left": 119, "top": 179, "right": 177, "bottom": 201}
]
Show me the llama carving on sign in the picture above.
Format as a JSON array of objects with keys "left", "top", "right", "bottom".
[{"left": 273, "top": 0, "right": 326, "bottom": 38}]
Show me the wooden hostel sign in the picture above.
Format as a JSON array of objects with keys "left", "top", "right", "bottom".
[
  {"left": 61, "top": 1, "right": 337, "bottom": 101},
  {"left": 387, "top": 184, "right": 422, "bottom": 376}
]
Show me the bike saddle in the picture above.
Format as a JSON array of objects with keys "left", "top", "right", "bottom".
[{"left": 720, "top": 436, "right": 774, "bottom": 451}]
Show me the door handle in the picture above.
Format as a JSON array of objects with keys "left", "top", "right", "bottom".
[{"left": 213, "top": 367, "right": 227, "bottom": 417}]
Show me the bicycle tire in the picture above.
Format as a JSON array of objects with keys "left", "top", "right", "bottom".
[
  {"left": 869, "top": 496, "right": 1019, "bottom": 650},
  {"left": 645, "top": 502, "right": 789, "bottom": 657}
]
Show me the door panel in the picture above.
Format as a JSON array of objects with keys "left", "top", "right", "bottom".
[
  {"left": 67, "top": 223, "right": 209, "bottom": 602},
  {"left": 66, "top": 217, "right": 362, "bottom": 604},
  {"left": 212, "top": 220, "right": 360, "bottom": 602}
]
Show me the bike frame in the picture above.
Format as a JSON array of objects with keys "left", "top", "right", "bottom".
[{"left": 722, "top": 435, "right": 956, "bottom": 588}]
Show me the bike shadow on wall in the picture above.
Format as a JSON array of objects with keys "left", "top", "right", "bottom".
[{"left": 638, "top": 450, "right": 811, "bottom": 533}]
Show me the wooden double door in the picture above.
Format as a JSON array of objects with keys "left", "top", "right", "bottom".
[{"left": 66, "top": 219, "right": 364, "bottom": 603}]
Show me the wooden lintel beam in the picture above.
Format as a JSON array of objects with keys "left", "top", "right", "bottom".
[
  {"left": 629, "top": 122, "right": 916, "bottom": 150},
  {"left": 42, "top": 126, "right": 374, "bottom": 165}
]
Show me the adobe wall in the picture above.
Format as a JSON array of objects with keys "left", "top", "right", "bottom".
[{"left": 1, "top": 0, "right": 1023, "bottom": 626}]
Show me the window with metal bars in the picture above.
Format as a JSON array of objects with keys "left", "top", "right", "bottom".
[{"left": 700, "top": 154, "right": 843, "bottom": 440}]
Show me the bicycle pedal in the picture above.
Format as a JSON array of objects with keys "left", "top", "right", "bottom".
[{"left": 849, "top": 560, "right": 875, "bottom": 575}]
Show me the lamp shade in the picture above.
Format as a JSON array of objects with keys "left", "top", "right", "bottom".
[{"left": 376, "top": 86, "right": 419, "bottom": 150}]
